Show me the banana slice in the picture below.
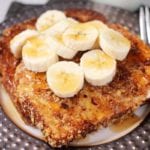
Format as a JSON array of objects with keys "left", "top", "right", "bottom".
[
  {"left": 46, "top": 61, "right": 84, "bottom": 98},
  {"left": 22, "top": 35, "right": 58, "bottom": 72},
  {"left": 36, "top": 10, "right": 66, "bottom": 31},
  {"left": 49, "top": 34, "right": 78, "bottom": 59},
  {"left": 63, "top": 23, "right": 98, "bottom": 51},
  {"left": 86, "top": 20, "right": 108, "bottom": 31},
  {"left": 43, "top": 18, "right": 78, "bottom": 35},
  {"left": 99, "top": 27, "right": 131, "bottom": 61},
  {"left": 80, "top": 49, "right": 116, "bottom": 86},
  {"left": 86, "top": 20, "right": 108, "bottom": 49},
  {"left": 10, "top": 29, "right": 38, "bottom": 58}
]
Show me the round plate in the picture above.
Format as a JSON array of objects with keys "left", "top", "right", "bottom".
[{"left": 0, "top": 84, "right": 150, "bottom": 147}]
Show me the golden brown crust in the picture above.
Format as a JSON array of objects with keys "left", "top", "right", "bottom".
[
  {"left": 65, "top": 8, "right": 107, "bottom": 23},
  {"left": 0, "top": 9, "right": 150, "bottom": 147},
  {"left": 0, "top": 18, "right": 36, "bottom": 95}
]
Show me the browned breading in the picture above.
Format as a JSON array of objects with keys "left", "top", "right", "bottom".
[
  {"left": 65, "top": 8, "right": 107, "bottom": 23},
  {"left": 0, "top": 9, "right": 150, "bottom": 147}
]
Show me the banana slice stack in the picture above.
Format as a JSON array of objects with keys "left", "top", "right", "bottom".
[{"left": 10, "top": 10, "right": 131, "bottom": 98}]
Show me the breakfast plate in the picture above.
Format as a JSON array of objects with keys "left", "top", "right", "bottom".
[{"left": 0, "top": 0, "right": 150, "bottom": 149}]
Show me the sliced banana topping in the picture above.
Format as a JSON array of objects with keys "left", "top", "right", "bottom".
[
  {"left": 22, "top": 35, "right": 58, "bottom": 72},
  {"left": 49, "top": 34, "right": 77, "bottom": 59},
  {"left": 10, "top": 29, "right": 38, "bottom": 58},
  {"left": 80, "top": 49, "right": 116, "bottom": 86},
  {"left": 47, "top": 61, "right": 84, "bottom": 98},
  {"left": 9, "top": 10, "right": 132, "bottom": 98},
  {"left": 86, "top": 20, "right": 107, "bottom": 31},
  {"left": 36, "top": 10, "right": 66, "bottom": 31},
  {"left": 99, "top": 27, "right": 131, "bottom": 61},
  {"left": 43, "top": 18, "right": 78, "bottom": 36},
  {"left": 63, "top": 23, "right": 98, "bottom": 51},
  {"left": 86, "top": 20, "right": 108, "bottom": 49}
]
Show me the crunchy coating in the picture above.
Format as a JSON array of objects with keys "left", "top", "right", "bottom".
[
  {"left": 0, "top": 9, "right": 150, "bottom": 147},
  {"left": 65, "top": 8, "right": 107, "bottom": 23}
]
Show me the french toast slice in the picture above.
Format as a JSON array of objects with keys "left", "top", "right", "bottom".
[{"left": 0, "top": 9, "right": 150, "bottom": 147}]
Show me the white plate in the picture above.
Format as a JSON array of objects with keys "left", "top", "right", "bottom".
[{"left": 0, "top": 84, "right": 150, "bottom": 146}]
